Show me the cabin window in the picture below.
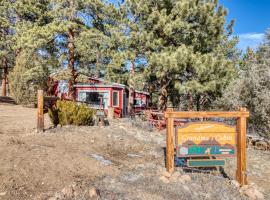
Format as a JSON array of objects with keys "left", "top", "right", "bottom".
[
  {"left": 134, "top": 98, "right": 142, "bottom": 106},
  {"left": 112, "top": 91, "right": 119, "bottom": 107},
  {"left": 78, "top": 91, "right": 109, "bottom": 108},
  {"left": 86, "top": 92, "right": 99, "bottom": 104}
]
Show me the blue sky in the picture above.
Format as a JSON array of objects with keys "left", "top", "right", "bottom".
[
  {"left": 109, "top": 0, "right": 270, "bottom": 51},
  {"left": 220, "top": 0, "right": 270, "bottom": 51}
]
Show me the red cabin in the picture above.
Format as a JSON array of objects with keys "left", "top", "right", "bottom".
[{"left": 51, "top": 75, "right": 150, "bottom": 118}]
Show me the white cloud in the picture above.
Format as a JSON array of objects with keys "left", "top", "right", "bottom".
[
  {"left": 237, "top": 33, "right": 265, "bottom": 51},
  {"left": 238, "top": 33, "right": 265, "bottom": 40}
]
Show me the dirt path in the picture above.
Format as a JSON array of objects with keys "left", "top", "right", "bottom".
[{"left": 0, "top": 104, "right": 269, "bottom": 200}]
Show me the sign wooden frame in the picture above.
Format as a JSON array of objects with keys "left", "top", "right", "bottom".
[
  {"left": 165, "top": 108, "right": 249, "bottom": 186},
  {"left": 37, "top": 89, "right": 44, "bottom": 132}
]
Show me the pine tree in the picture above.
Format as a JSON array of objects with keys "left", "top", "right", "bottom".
[
  {"left": 0, "top": 0, "right": 15, "bottom": 96},
  {"left": 219, "top": 30, "right": 270, "bottom": 138},
  {"left": 49, "top": 0, "right": 122, "bottom": 99},
  {"left": 75, "top": 1, "right": 121, "bottom": 79},
  {"left": 8, "top": 0, "right": 56, "bottom": 104},
  {"left": 126, "top": 0, "right": 239, "bottom": 110}
]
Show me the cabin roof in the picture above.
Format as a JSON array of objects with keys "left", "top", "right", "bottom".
[
  {"left": 74, "top": 84, "right": 150, "bottom": 95},
  {"left": 74, "top": 83, "right": 126, "bottom": 89}
]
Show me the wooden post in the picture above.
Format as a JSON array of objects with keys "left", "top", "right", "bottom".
[
  {"left": 107, "top": 107, "right": 114, "bottom": 120},
  {"left": 236, "top": 107, "right": 248, "bottom": 186},
  {"left": 166, "top": 108, "right": 174, "bottom": 173},
  {"left": 1, "top": 56, "right": 8, "bottom": 97},
  {"left": 37, "top": 90, "right": 44, "bottom": 132},
  {"left": 1, "top": 77, "right": 6, "bottom": 96}
]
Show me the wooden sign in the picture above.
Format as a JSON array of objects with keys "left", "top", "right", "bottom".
[
  {"left": 165, "top": 108, "right": 249, "bottom": 186},
  {"left": 176, "top": 122, "right": 236, "bottom": 157}
]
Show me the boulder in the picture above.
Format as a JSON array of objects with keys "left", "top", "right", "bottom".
[
  {"left": 178, "top": 174, "right": 191, "bottom": 183},
  {"left": 170, "top": 171, "right": 181, "bottom": 182},
  {"left": 89, "top": 187, "right": 99, "bottom": 198},
  {"left": 161, "top": 170, "right": 172, "bottom": 178},
  {"left": 61, "top": 186, "right": 74, "bottom": 198},
  {"left": 0, "top": 192, "right": 6, "bottom": 196},
  {"left": 230, "top": 180, "right": 240, "bottom": 188},
  {"left": 244, "top": 187, "right": 264, "bottom": 199},
  {"left": 159, "top": 176, "right": 170, "bottom": 184}
]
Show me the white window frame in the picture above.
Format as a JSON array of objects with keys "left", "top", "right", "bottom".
[
  {"left": 112, "top": 91, "right": 119, "bottom": 107},
  {"left": 78, "top": 90, "right": 110, "bottom": 109}
]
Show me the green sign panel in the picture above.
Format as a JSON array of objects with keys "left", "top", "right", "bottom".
[{"left": 187, "top": 159, "right": 225, "bottom": 167}]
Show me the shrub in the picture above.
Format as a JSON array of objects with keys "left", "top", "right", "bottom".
[
  {"left": 48, "top": 100, "right": 96, "bottom": 126},
  {"left": 74, "top": 104, "right": 96, "bottom": 126},
  {"left": 48, "top": 106, "right": 59, "bottom": 127}
]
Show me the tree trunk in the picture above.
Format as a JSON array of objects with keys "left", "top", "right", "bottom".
[
  {"left": 188, "top": 92, "right": 193, "bottom": 111},
  {"left": 196, "top": 94, "right": 200, "bottom": 111},
  {"left": 95, "top": 51, "right": 100, "bottom": 78},
  {"left": 128, "top": 61, "right": 135, "bottom": 116},
  {"left": 158, "top": 78, "right": 169, "bottom": 111},
  {"left": 68, "top": 28, "right": 76, "bottom": 100},
  {"left": 1, "top": 57, "right": 8, "bottom": 97},
  {"left": 67, "top": 0, "right": 76, "bottom": 100}
]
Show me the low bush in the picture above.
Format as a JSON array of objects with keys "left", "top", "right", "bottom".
[
  {"left": 48, "top": 106, "right": 59, "bottom": 126},
  {"left": 48, "top": 100, "right": 96, "bottom": 126}
]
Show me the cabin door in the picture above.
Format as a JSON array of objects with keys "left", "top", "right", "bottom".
[{"left": 123, "top": 92, "right": 128, "bottom": 116}]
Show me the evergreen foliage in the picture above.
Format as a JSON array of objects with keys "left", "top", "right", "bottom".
[
  {"left": 218, "top": 31, "right": 270, "bottom": 138},
  {"left": 7, "top": 0, "right": 57, "bottom": 103},
  {"left": 0, "top": 0, "right": 15, "bottom": 95},
  {"left": 9, "top": 52, "right": 50, "bottom": 104},
  {"left": 125, "top": 0, "right": 239, "bottom": 110},
  {"left": 2, "top": 0, "right": 270, "bottom": 137},
  {"left": 49, "top": 100, "right": 96, "bottom": 126}
]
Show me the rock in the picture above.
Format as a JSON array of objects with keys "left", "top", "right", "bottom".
[
  {"left": 0, "top": 192, "right": 6, "bottom": 196},
  {"left": 243, "top": 187, "right": 264, "bottom": 199},
  {"left": 255, "top": 141, "right": 268, "bottom": 151},
  {"left": 91, "top": 139, "right": 95, "bottom": 143},
  {"left": 183, "top": 185, "right": 190, "bottom": 192},
  {"left": 54, "top": 192, "right": 64, "bottom": 200},
  {"left": 161, "top": 170, "right": 172, "bottom": 178},
  {"left": 73, "top": 190, "right": 80, "bottom": 198},
  {"left": 156, "top": 165, "right": 164, "bottom": 173},
  {"left": 48, "top": 197, "right": 57, "bottom": 200},
  {"left": 230, "top": 180, "right": 240, "bottom": 188},
  {"left": 178, "top": 174, "right": 191, "bottom": 183},
  {"left": 61, "top": 186, "right": 74, "bottom": 198},
  {"left": 200, "top": 193, "right": 211, "bottom": 199},
  {"left": 240, "top": 185, "right": 249, "bottom": 193},
  {"left": 171, "top": 171, "right": 181, "bottom": 178},
  {"left": 170, "top": 175, "right": 178, "bottom": 182},
  {"left": 159, "top": 176, "right": 170, "bottom": 184},
  {"left": 89, "top": 187, "right": 99, "bottom": 198},
  {"left": 170, "top": 171, "right": 181, "bottom": 182}
]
